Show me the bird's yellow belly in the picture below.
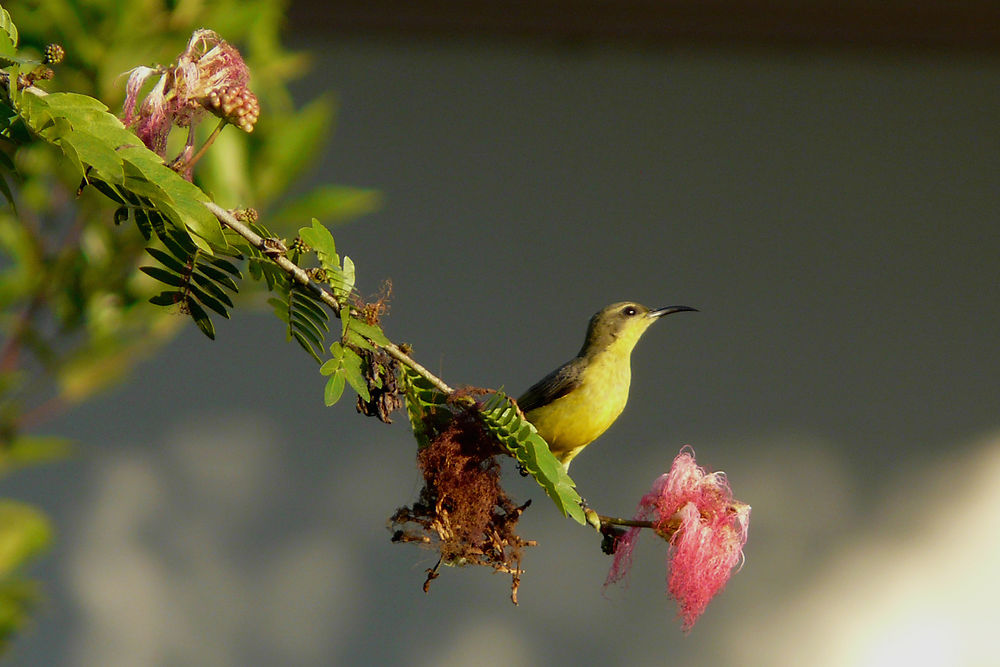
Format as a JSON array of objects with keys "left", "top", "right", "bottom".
[{"left": 525, "top": 357, "right": 631, "bottom": 464}]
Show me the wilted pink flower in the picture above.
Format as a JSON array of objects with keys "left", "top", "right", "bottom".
[
  {"left": 605, "top": 447, "right": 750, "bottom": 631},
  {"left": 122, "top": 30, "right": 258, "bottom": 160}
]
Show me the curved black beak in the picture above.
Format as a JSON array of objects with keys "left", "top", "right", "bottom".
[{"left": 648, "top": 305, "right": 698, "bottom": 318}]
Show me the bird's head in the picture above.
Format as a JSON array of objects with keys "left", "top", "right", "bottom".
[{"left": 581, "top": 301, "right": 697, "bottom": 358}]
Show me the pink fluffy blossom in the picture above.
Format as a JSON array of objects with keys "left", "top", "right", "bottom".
[
  {"left": 121, "top": 30, "right": 256, "bottom": 159},
  {"left": 605, "top": 447, "right": 750, "bottom": 631}
]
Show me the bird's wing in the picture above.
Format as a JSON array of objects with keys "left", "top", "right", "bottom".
[{"left": 515, "top": 359, "right": 583, "bottom": 413}]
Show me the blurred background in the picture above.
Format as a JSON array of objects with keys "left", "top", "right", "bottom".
[{"left": 5, "top": 1, "right": 1000, "bottom": 665}]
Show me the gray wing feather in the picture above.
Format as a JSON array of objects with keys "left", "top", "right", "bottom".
[{"left": 516, "top": 359, "right": 584, "bottom": 413}]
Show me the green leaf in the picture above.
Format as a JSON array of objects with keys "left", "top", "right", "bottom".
[
  {"left": 346, "top": 318, "right": 390, "bottom": 346},
  {"left": 341, "top": 346, "right": 370, "bottom": 403},
  {"left": 400, "top": 366, "right": 447, "bottom": 450},
  {"left": 267, "top": 296, "right": 289, "bottom": 325},
  {"left": 270, "top": 184, "right": 381, "bottom": 227},
  {"left": 149, "top": 290, "right": 183, "bottom": 307},
  {"left": 185, "top": 296, "right": 216, "bottom": 340},
  {"left": 292, "top": 293, "right": 329, "bottom": 328},
  {"left": 289, "top": 311, "right": 323, "bottom": 345},
  {"left": 324, "top": 372, "right": 346, "bottom": 406},
  {"left": 194, "top": 263, "right": 239, "bottom": 293},
  {"left": 0, "top": 6, "right": 18, "bottom": 53},
  {"left": 256, "top": 95, "right": 334, "bottom": 200},
  {"left": 0, "top": 501, "right": 51, "bottom": 579},
  {"left": 60, "top": 130, "right": 124, "bottom": 184},
  {"left": 0, "top": 436, "right": 71, "bottom": 475},
  {"left": 292, "top": 331, "right": 322, "bottom": 364},
  {"left": 322, "top": 342, "right": 369, "bottom": 404},
  {"left": 479, "top": 392, "right": 586, "bottom": 524},
  {"left": 335, "top": 255, "right": 356, "bottom": 295},
  {"left": 139, "top": 265, "right": 186, "bottom": 288},
  {"left": 190, "top": 272, "right": 234, "bottom": 308},
  {"left": 202, "top": 255, "right": 242, "bottom": 279},
  {"left": 118, "top": 146, "right": 225, "bottom": 251},
  {"left": 187, "top": 282, "right": 230, "bottom": 319},
  {"left": 145, "top": 247, "right": 190, "bottom": 275},
  {"left": 92, "top": 180, "right": 127, "bottom": 205},
  {"left": 298, "top": 219, "right": 338, "bottom": 268}
]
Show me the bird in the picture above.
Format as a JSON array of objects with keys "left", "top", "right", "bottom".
[{"left": 516, "top": 301, "right": 696, "bottom": 469}]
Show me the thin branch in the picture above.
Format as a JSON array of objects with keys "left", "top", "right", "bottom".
[
  {"left": 183, "top": 118, "right": 227, "bottom": 172},
  {"left": 204, "top": 201, "right": 454, "bottom": 396},
  {"left": 598, "top": 515, "right": 656, "bottom": 529}
]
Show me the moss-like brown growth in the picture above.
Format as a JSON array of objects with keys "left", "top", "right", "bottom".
[{"left": 390, "top": 403, "right": 534, "bottom": 604}]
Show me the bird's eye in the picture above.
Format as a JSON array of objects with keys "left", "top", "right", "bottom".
[{"left": 622, "top": 306, "right": 637, "bottom": 317}]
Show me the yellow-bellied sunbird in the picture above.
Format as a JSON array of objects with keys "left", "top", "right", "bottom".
[{"left": 517, "top": 302, "right": 697, "bottom": 469}]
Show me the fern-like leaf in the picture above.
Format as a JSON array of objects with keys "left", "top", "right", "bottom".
[
  {"left": 142, "top": 230, "right": 241, "bottom": 339},
  {"left": 400, "top": 366, "right": 448, "bottom": 450},
  {"left": 479, "top": 392, "right": 586, "bottom": 524}
]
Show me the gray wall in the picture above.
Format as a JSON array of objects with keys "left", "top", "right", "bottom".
[{"left": 8, "top": 36, "right": 1000, "bottom": 666}]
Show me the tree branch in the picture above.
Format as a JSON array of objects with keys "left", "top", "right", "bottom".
[{"left": 204, "top": 201, "right": 454, "bottom": 396}]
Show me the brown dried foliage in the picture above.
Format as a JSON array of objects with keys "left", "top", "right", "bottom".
[
  {"left": 355, "top": 346, "right": 402, "bottom": 423},
  {"left": 390, "top": 407, "right": 534, "bottom": 604},
  {"left": 351, "top": 281, "right": 403, "bottom": 423}
]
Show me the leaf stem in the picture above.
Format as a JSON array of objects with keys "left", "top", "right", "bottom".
[
  {"left": 184, "top": 118, "right": 227, "bottom": 171},
  {"left": 597, "top": 515, "right": 657, "bottom": 529}
]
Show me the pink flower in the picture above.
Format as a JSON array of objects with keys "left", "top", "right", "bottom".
[
  {"left": 121, "top": 30, "right": 258, "bottom": 160},
  {"left": 605, "top": 447, "right": 750, "bottom": 631}
]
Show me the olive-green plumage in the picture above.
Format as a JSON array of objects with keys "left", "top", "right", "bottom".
[{"left": 517, "top": 301, "right": 696, "bottom": 469}]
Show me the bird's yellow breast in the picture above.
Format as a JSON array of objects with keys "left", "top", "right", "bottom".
[{"left": 524, "top": 339, "right": 634, "bottom": 464}]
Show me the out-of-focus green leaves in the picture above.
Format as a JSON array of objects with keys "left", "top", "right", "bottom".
[
  {"left": 0, "top": 500, "right": 50, "bottom": 652},
  {"left": 0, "top": 436, "right": 71, "bottom": 476},
  {"left": 0, "top": 502, "right": 50, "bottom": 579},
  {"left": 254, "top": 95, "right": 335, "bottom": 203},
  {"left": 0, "top": 1, "right": 368, "bottom": 653},
  {"left": 0, "top": 577, "right": 39, "bottom": 654},
  {"left": 479, "top": 393, "right": 586, "bottom": 525},
  {"left": 271, "top": 185, "right": 381, "bottom": 229},
  {"left": 0, "top": 6, "right": 18, "bottom": 56}
]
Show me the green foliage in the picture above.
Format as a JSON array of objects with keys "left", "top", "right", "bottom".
[
  {"left": 270, "top": 184, "right": 382, "bottom": 228},
  {"left": 321, "top": 342, "right": 368, "bottom": 406},
  {"left": 269, "top": 284, "right": 330, "bottom": 361},
  {"left": 400, "top": 366, "right": 447, "bottom": 450},
  {"left": 0, "top": 436, "right": 71, "bottom": 475},
  {"left": 0, "top": 0, "right": 375, "bottom": 653},
  {"left": 143, "top": 229, "right": 243, "bottom": 340},
  {"left": 479, "top": 393, "right": 586, "bottom": 525},
  {"left": 319, "top": 314, "right": 392, "bottom": 406},
  {"left": 0, "top": 500, "right": 50, "bottom": 649},
  {"left": 297, "top": 218, "right": 356, "bottom": 297}
]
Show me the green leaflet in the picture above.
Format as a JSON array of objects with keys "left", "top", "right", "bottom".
[
  {"left": 297, "top": 218, "right": 355, "bottom": 297},
  {"left": 479, "top": 392, "right": 586, "bottom": 525},
  {"left": 297, "top": 218, "right": 338, "bottom": 268},
  {"left": 0, "top": 500, "right": 51, "bottom": 579},
  {"left": 0, "top": 5, "right": 18, "bottom": 54},
  {"left": 400, "top": 365, "right": 446, "bottom": 450},
  {"left": 142, "top": 230, "right": 242, "bottom": 339},
  {"left": 270, "top": 184, "right": 381, "bottom": 228},
  {"left": 0, "top": 436, "right": 71, "bottom": 476},
  {"left": 268, "top": 282, "right": 330, "bottom": 363},
  {"left": 13, "top": 90, "right": 226, "bottom": 252},
  {"left": 321, "top": 342, "right": 369, "bottom": 406}
]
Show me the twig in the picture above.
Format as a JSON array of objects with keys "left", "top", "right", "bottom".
[
  {"left": 204, "top": 201, "right": 454, "bottom": 396},
  {"left": 597, "top": 515, "right": 656, "bottom": 529}
]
